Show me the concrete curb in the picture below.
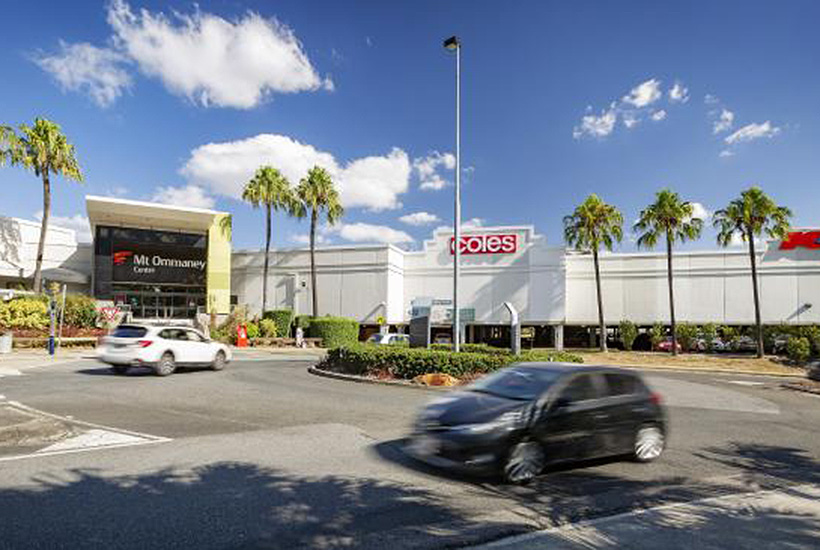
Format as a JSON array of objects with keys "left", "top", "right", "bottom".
[
  {"left": 307, "top": 366, "right": 449, "bottom": 392},
  {"left": 596, "top": 363, "right": 808, "bottom": 379}
]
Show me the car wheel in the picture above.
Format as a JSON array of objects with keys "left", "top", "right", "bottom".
[
  {"left": 112, "top": 365, "right": 128, "bottom": 375},
  {"left": 211, "top": 350, "right": 227, "bottom": 371},
  {"left": 155, "top": 352, "right": 176, "bottom": 377},
  {"left": 633, "top": 424, "right": 665, "bottom": 462},
  {"left": 503, "top": 440, "right": 545, "bottom": 484}
]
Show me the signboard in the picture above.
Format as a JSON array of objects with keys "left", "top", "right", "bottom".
[
  {"left": 409, "top": 315, "right": 431, "bottom": 348},
  {"left": 112, "top": 242, "right": 207, "bottom": 285},
  {"left": 449, "top": 234, "right": 517, "bottom": 255},
  {"left": 780, "top": 231, "right": 820, "bottom": 250}
]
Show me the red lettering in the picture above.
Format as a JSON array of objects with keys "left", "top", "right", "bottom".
[
  {"left": 449, "top": 234, "right": 518, "bottom": 255},
  {"left": 780, "top": 231, "right": 820, "bottom": 250}
]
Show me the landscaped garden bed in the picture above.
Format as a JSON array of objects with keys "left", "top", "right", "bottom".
[{"left": 318, "top": 343, "right": 584, "bottom": 384}]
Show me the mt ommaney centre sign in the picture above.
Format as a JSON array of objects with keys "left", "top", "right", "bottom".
[{"left": 113, "top": 244, "right": 207, "bottom": 285}]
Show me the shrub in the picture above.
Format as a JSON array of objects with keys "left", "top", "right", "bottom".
[
  {"left": 259, "top": 318, "right": 278, "bottom": 338},
  {"left": 650, "top": 323, "right": 665, "bottom": 350},
  {"left": 210, "top": 306, "right": 247, "bottom": 344},
  {"left": 0, "top": 297, "right": 49, "bottom": 330},
  {"left": 786, "top": 336, "right": 811, "bottom": 364},
  {"left": 701, "top": 323, "right": 718, "bottom": 352},
  {"left": 309, "top": 317, "right": 359, "bottom": 348},
  {"left": 676, "top": 323, "right": 699, "bottom": 352},
  {"left": 63, "top": 295, "right": 97, "bottom": 328},
  {"left": 263, "top": 309, "right": 294, "bottom": 338},
  {"left": 619, "top": 320, "right": 638, "bottom": 351},
  {"left": 797, "top": 326, "right": 820, "bottom": 356},
  {"left": 321, "top": 344, "right": 583, "bottom": 379},
  {"left": 245, "top": 321, "right": 260, "bottom": 340}
]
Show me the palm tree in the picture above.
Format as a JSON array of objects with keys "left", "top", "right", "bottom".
[
  {"left": 714, "top": 186, "right": 791, "bottom": 358},
  {"left": 634, "top": 189, "right": 704, "bottom": 356},
  {"left": 564, "top": 194, "right": 623, "bottom": 352},
  {"left": 241, "top": 166, "right": 296, "bottom": 313},
  {"left": 294, "top": 166, "right": 344, "bottom": 318},
  {"left": 0, "top": 118, "right": 83, "bottom": 292}
]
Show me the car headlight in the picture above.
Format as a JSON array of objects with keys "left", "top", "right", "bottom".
[{"left": 456, "top": 410, "right": 524, "bottom": 435}]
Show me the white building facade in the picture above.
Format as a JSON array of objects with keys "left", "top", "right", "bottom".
[{"left": 4, "top": 198, "right": 820, "bottom": 346}]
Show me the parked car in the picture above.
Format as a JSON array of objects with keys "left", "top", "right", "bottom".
[
  {"left": 731, "top": 335, "right": 758, "bottom": 353},
  {"left": 367, "top": 333, "right": 410, "bottom": 345},
  {"left": 656, "top": 338, "right": 682, "bottom": 353},
  {"left": 97, "top": 324, "right": 232, "bottom": 376},
  {"left": 405, "top": 363, "right": 666, "bottom": 484},
  {"left": 433, "top": 334, "right": 453, "bottom": 345},
  {"left": 694, "top": 338, "right": 727, "bottom": 352}
]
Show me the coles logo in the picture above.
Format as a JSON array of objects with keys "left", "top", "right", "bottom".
[
  {"left": 449, "top": 234, "right": 517, "bottom": 255},
  {"left": 779, "top": 231, "right": 820, "bottom": 250},
  {"left": 113, "top": 250, "right": 133, "bottom": 265}
]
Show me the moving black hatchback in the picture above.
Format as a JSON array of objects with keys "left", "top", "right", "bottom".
[{"left": 406, "top": 363, "right": 666, "bottom": 484}]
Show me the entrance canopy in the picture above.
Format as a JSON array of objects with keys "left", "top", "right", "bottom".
[{"left": 86, "top": 195, "right": 223, "bottom": 233}]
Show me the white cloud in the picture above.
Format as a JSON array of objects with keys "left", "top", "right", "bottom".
[
  {"left": 328, "top": 222, "right": 413, "bottom": 244},
  {"left": 573, "top": 106, "right": 617, "bottom": 139},
  {"left": 33, "top": 41, "right": 131, "bottom": 107},
  {"left": 151, "top": 184, "right": 215, "bottom": 209},
  {"left": 622, "top": 112, "right": 639, "bottom": 129},
  {"left": 622, "top": 79, "right": 662, "bottom": 108},
  {"left": 34, "top": 212, "right": 92, "bottom": 243},
  {"left": 290, "top": 232, "right": 329, "bottom": 246},
  {"left": 719, "top": 149, "right": 735, "bottom": 158},
  {"left": 96, "top": 0, "right": 329, "bottom": 109},
  {"left": 414, "top": 151, "right": 455, "bottom": 191},
  {"left": 181, "top": 134, "right": 410, "bottom": 211},
  {"left": 463, "top": 217, "right": 485, "bottom": 229},
  {"left": 650, "top": 109, "right": 667, "bottom": 121},
  {"left": 668, "top": 82, "right": 689, "bottom": 103},
  {"left": 704, "top": 94, "right": 720, "bottom": 105},
  {"left": 399, "top": 211, "right": 440, "bottom": 226},
  {"left": 688, "top": 202, "right": 710, "bottom": 222},
  {"left": 713, "top": 109, "right": 735, "bottom": 134},
  {"left": 724, "top": 121, "right": 781, "bottom": 145}
]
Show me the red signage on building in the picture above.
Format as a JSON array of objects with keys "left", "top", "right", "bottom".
[
  {"left": 449, "top": 234, "right": 517, "bottom": 255},
  {"left": 779, "top": 231, "right": 820, "bottom": 250}
]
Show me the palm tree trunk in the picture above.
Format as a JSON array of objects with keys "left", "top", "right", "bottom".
[
  {"left": 262, "top": 204, "right": 271, "bottom": 313},
  {"left": 593, "top": 247, "right": 607, "bottom": 352},
  {"left": 666, "top": 233, "right": 678, "bottom": 356},
  {"left": 309, "top": 209, "right": 318, "bottom": 318},
  {"left": 748, "top": 230, "right": 764, "bottom": 358},
  {"left": 33, "top": 173, "right": 50, "bottom": 293}
]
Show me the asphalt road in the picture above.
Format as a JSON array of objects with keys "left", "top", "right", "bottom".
[{"left": 0, "top": 355, "right": 819, "bottom": 549}]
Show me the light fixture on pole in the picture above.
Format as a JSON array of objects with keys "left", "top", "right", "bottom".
[{"left": 443, "top": 35, "right": 461, "bottom": 352}]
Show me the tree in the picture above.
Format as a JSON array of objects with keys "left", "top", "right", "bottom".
[
  {"left": 713, "top": 186, "right": 791, "bottom": 357},
  {"left": 634, "top": 189, "right": 704, "bottom": 356},
  {"left": 294, "top": 166, "right": 344, "bottom": 318},
  {"left": 241, "top": 167, "right": 297, "bottom": 313},
  {"left": 0, "top": 118, "right": 83, "bottom": 292},
  {"left": 564, "top": 194, "right": 623, "bottom": 352}
]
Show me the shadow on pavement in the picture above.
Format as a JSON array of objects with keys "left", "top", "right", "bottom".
[
  {"left": 0, "top": 462, "right": 524, "bottom": 550},
  {"left": 375, "top": 438, "right": 820, "bottom": 534},
  {"left": 75, "top": 366, "right": 215, "bottom": 377}
]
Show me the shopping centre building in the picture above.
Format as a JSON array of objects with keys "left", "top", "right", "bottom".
[{"left": 2, "top": 196, "right": 819, "bottom": 346}]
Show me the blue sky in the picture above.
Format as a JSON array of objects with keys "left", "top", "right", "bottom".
[{"left": 1, "top": 0, "right": 818, "bottom": 251}]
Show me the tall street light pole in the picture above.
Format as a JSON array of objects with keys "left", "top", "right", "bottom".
[{"left": 444, "top": 35, "right": 461, "bottom": 352}]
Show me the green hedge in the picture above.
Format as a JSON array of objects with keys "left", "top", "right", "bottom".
[
  {"left": 63, "top": 295, "right": 97, "bottom": 328},
  {"left": 295, "top": 314, "right": 313, "bottom": 331},
  {"left": 263, "top": 309, "right": 294, "bottom": 338},
  {"left": 786, "top": 336, "right": 811, "bottom": 364},
  {"left": 322, "top": 344, "right": 583, "bottom": 379},
  {"left": 309, "top": 317, "right": 359, "bottom": 348}
]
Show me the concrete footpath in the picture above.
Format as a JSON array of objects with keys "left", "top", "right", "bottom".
[{"left": 473, "top": 484, "right": 820, "bottom": 549}]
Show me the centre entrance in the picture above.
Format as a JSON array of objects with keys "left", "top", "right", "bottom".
[{"left": 113, "top": 283, "right": 206, "bottom": 319}]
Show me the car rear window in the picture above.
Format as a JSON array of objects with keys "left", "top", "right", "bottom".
[
  {"left": 604, "top": 373, "right": 644, "bottom": 396},
  {"left": 111, "top": 326, "right": 147, "bottom": 338}
]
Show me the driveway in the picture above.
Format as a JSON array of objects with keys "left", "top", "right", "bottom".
[{"left": 0, "top": 355, "right": 818, "bottom": 549}]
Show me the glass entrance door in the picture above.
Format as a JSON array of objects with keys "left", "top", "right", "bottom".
[{"left": 114, "top": 285, "right": 206, "bottom": 319}]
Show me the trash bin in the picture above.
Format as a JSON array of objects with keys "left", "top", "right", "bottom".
[{"left": 0, "top": 332, "right": 12, "bottom": 354}]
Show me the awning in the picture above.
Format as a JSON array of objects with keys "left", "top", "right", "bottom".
[{"left": 41, "top": 267, "right": 89, "bottom": 285}]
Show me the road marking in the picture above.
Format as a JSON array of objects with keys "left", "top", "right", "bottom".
[
  {"left": 725, "top": 380, "right": 766, "bottom": 386},
  {"left": 0, "top": 400, "right": 170, "bottom": 463}
]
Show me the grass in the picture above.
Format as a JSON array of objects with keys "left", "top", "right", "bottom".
[{"left": 560, "top": 349, "right": 808, "bottom": 376}]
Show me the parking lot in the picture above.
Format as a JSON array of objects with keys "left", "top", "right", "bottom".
[{"left": 0, "top": 353, "right": 819, "bottom": 549}]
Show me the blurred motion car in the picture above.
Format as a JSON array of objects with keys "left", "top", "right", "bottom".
[
  {"left": 656, "top": 338, "right": 682, "bottom": 353},
  {"left": 406, "top": 363, "right": 666, "bottom": 484},
  {"left": 97, "top": 324, "right": 231, "bottom": 376}
]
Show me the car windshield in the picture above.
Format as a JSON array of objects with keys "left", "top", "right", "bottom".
[
  {"left": 468, "top": 367, "right": 562, "bottom": 401},
  {"left": 369, "top": 334, "right": 384, "bottom": 343},
  {"left": 111, "top": 326, "right": 148, "bottom": 338}
]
